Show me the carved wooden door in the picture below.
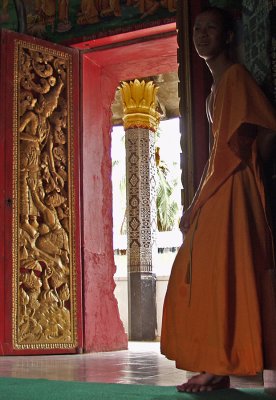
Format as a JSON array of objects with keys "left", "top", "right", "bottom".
[{"left": 0, "top": 29, "right": 82, "bottom": 354}]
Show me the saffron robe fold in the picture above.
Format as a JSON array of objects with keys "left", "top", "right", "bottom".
[{"left": 161, "top": 64, "right": 276, "bottom": 375}]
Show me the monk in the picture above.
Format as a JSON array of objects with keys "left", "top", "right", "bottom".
[{"left": 161, "top": 6, "right": 276, "bottom": 393}]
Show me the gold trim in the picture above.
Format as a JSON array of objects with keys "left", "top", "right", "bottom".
[
  {"left": 122, "top": 115, "right": 159, "bottom": 132},
  {"left": 12, "top": 41, "right": 19, "bottom": 351},
  {"left": 67, "top": 55, "right": 78, "bottom": 348}
]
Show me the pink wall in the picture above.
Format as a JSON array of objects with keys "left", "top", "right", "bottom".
[{"left": 81, "top": 31, "right": 178, "bottom": 352}]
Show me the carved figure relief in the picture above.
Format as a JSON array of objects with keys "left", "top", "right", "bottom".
[
  {"left": 77, "top": 0, "right": 121, "bottom": 25},
  {"left": 14, "top": 41, "right": 76, "bottom": 349},
  {"left": 0, "top": 0, "right": 9, "bottom": 23},
  {"left": 0, "top": 0, "right": 176, "bottom": 44}
]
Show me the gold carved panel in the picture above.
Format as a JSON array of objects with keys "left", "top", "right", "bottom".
[{"left": 12, "top": 40, "right": 78, "bottom": 350}]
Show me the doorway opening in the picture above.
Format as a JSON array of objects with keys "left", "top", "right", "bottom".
[
  {"left": 80, "top": 28, "right": 179, "bottom": 349},
  {"left": 110, "top": 72, "right": 182, "bottom": 338}
]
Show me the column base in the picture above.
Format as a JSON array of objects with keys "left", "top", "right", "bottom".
[{"left": 128, "top": 271, "right": 157, "bottom": 341}]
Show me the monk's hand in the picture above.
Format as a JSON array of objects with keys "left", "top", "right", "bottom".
[{"left": 179, "top": 207, "right": 192, "bottom": 235}]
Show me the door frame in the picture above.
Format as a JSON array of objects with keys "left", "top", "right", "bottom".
[{"left": 79, "top": 25, "right": 181, "bottom": 350}]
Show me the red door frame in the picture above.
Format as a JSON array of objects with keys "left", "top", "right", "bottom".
[{"left": 79, "top": 28, "right": 179, "bottom": 352}]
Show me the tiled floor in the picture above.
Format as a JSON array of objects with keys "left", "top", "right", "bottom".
[{"left": 0, "top": 341, "right": 265, "bottom": 389}]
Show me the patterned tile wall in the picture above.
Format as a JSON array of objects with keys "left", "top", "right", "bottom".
[
  {"left": 209, "top": 0, "right": 274, "bottom": 102},
  {"left": 242, "top": 0, "right": 274, "bottom": 102}
]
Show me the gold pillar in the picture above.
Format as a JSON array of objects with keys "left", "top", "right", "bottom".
[{"left": 120, "top": 79, "right": 160, "bottom": 340}]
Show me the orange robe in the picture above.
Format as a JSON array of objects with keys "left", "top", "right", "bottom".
[{"left": 161, "top": 64, "right": 276, "bottom": 375}]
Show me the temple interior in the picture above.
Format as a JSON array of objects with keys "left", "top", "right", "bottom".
[{"left": 0, "top": 0, "right": 276, "bottom": 394}]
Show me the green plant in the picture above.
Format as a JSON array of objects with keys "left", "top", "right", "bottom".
[{"left": 156, "top": 152, "right": 179, "bottom": 232}]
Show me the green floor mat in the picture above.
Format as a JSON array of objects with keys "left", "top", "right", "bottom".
[{"left": 0, "top": 377, "right": 275, "bottom": 400}]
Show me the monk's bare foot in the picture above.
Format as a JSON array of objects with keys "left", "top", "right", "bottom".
[{"left": 177, "top": 373, "right": 230, "bottom": 393}]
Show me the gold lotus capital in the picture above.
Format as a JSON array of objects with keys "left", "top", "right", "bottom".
[{"left": 120, "top": 79, "right": 160, "bottom": 132}]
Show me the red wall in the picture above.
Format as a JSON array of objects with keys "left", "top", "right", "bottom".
[{"left": 81, "top": 31, "right": 178, "bottom": 352}]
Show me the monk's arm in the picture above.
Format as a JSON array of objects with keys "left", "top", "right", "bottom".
[
  {"left": 238, "top": 123, "right": 276, "bottom": 163},
  {"left": 257, "top": 126, "right": 276, "bottom": 163},
  {"left": 179, "top": 162, "right": 209, "bottom": 234}
]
